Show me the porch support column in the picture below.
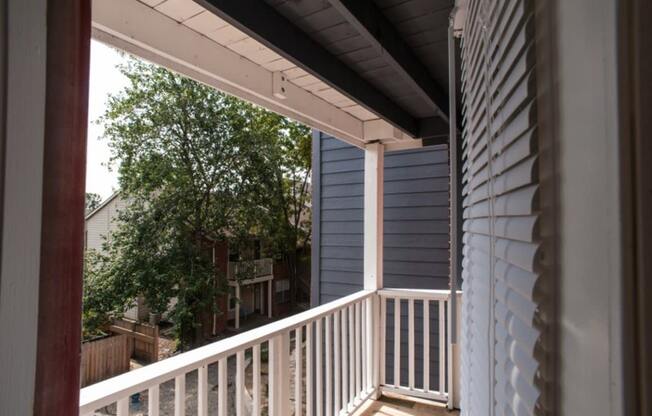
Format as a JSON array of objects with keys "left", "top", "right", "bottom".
[
  {"left": 0, "top": 0, "right": 90, "bottom": 415},
  {"left": 363, "top": 142, "right": 384, "bottom": 291},
  {"left": 268, "top": 279, "right": 273, "bottom": 318},
  {"left": 235, "top": 284, "right": 240, "bottom": 329},
  {"left": 363, "top": 142, "right": 384, "bottom": 398},
  {"left": 447, "top": 20, "right": 460, "bottom": 411}
]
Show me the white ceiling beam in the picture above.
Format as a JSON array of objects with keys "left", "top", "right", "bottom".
[
  {"left": 384, "top": 139, "right": 423, "bottom": 152},
  {"left": 363, "top": 119, "right": 413, "bottom": 142},
  {"left": 92, "top": 0, "right": 390, "bottom": 148}
]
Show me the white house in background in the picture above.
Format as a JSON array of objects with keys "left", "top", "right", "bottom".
[
  {"left": 84, "top": 192, "right": 127, "bottom": 253},
  {"left": 84, "top": 192, "right": 149, "bottom": 321}
]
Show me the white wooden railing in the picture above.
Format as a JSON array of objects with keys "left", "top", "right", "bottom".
[
  {"left": 377, "top": 289, "right": 453, "bottom": 404},
  {"left": 79, "top": 289, "right": 454, "bottom": 415},
  {"left": 228, "top": 258, "right": 273, "bottom": 280}
]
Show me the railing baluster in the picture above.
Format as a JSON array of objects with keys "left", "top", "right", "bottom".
[
  {"left": 394, "top": 298, "right": 401, "bottom": 388},
  {"left": 360, "top": 301, "right": 367, "bottom": 394},
  {"left": 348, "top": 305, "right": 355, "bottom": 405},
  {"left": 360, "top": 300, "right": 366, "bottom": 392},
  {"left": 175, "top": 374, "right": 185, "bottom": 416},
  {"left": 325, "top": 315, "right": 332, "bottom": 416},
  {"left": 334, "top": 311, "right": 341, "bottom": 415},
  {"left": 149, "top": 384, "right": 160, "bottom": 416},
  {"left": 198, "top": 365, "right": 208, "bottom": 416},
  {"left": 423, "top": 300, "right": 430, "bottom": 392},
  {"left": 218, "top": 358, "right": 227, "bottom": 416},
  {"left": 447, "top": 295, "right": 454, "bottom": 409},
  {"left": 341, "top": 307, "right": 348, "bottom": 410},
  {"left": 408, "top": 298, "right": 415, "bottom": 390},
  {"left": 355, "top": 301, "right": 362, "bottom": 398},
  {"left": 253, "top": 344, "right": 261, "bottom": 416},
  {"left": 116, "top": 398, "right": 128, "bottom": 416},
  {"left": 236, "top": 350, "right": 245, "bottom": 416},
  {"left": 439, "top": 300, "right": 446, "bottom": 394},
  {"left": 380, "top": 296, "right": 386, "bottom": 386},
  {"left": 295, "top": 326, "right": 303, "bottom": 416},
  {"left": 316, "top": 318, "right": 323, "bottom": 416},
  {"left": 269, "top": 332, "right": 291, "bottom": 416},
  {"left": 306, "top": 322, "right": 313, "bottom": 416}
]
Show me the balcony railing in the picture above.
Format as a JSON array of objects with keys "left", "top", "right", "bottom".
[
  {"left": 228, "top": 258, "right": 273, "bottom": 281},
  {"left": 79, "top": 288, "right": 456, "bottom": 416}
]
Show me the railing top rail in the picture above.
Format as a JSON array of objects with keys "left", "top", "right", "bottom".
[
  {"left": 378, "top": 288, "right": 459, "bottom": 301},
  {"left": 228, "top": 258, "right": 274, "bottom": 279},
  {"left": 80, "top": 289, "right": 374, "bottom": 413}
]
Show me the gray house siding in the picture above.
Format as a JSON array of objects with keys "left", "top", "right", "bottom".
[
  {"left": 313, "top": 132, "right": 365, "bottom": 304},
  {"left": 311, "top": 130, "right": 451, "bottom": 390},
  {"left": 383, "top": 147, "right": 450, "bottom": 290}
]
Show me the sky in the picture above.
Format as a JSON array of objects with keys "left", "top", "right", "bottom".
[{"left": 85, "top": 40, "right": 130, "bottom": 201}]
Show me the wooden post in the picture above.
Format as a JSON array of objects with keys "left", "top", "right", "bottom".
[
  {"left": 235, "top": 284, "right": 240, "bottom": 329},
  {"left": 363, "top": 142, "right": 384, "bottom": 399},
  {"left": 268, "top": 279, "right": 273, "bottom": 318},
  {"left": 34, "top": 0, "right": 91, "bottom": 414},
  {"left": 363, "top": 142, "right": 384, "bottom": 291},
  {"left": 0, "top": 1, "right": 89, "bottom": 414}
]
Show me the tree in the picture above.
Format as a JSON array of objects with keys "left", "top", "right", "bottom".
[
  {"left": 251, "top": 118, "right": 312, "bottom": 301},
  {"left": 86, "top": 59, "right": 311, "bottom": 348},
  {"left": 85, "top": 192, "right": 102, "bottom": 213}
]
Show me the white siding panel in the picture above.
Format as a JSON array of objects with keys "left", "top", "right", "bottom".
[{"left": 85, "top": 194, "right": 128, "bottom": 253}]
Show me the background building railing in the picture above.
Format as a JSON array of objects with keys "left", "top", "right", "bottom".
[
  {"left": 79, "top": 289, "right": 456, "bottom": 415},
  {"left": 228, "top": 258, "right": 273, "bottom": 281}
]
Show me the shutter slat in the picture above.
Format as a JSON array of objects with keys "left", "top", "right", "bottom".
[{"left": 460, "top": 1, "right": 543, "bottom": 415}]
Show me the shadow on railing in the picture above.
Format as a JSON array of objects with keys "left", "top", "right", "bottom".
[{"left": 79, "top": 289, "right": 456, "bottom": 416}]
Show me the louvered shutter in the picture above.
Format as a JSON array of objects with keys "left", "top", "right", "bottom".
[{"left": 459, "top": 1, "right": 543, "bottom": 415}]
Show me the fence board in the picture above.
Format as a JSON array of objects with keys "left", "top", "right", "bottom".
[
  {"left": 80, "top": 334, "right": 131, "bottom": 387},
  {"left": 111, "top": 319, "right": 159, "bottom": 363}
]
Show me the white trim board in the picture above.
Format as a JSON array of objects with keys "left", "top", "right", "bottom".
[{"left": 91, "top": 0, "right": 421, "bottom": 149}]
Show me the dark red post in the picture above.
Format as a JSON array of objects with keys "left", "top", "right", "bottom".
[{"left": 33, "top": 0, "right": 91, "bottom": 414}]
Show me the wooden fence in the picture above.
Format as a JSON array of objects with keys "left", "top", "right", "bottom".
[
  {"left": 80, "top": 334, "right": 131, "bottom": 387},
  {"left": 110, "top": 319, "right": 159, "bottom": 363}
]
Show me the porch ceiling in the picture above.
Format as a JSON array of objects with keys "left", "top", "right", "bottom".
[{"left": 92, "top": 0, "right": 457, "bottom": 148}]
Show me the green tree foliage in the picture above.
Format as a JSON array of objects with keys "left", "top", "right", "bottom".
[
  {"left": 84, "top": 59, "right": 310, "bottom": 348},
  {"left": 85, "top": 192, "right": 102, "bottom": 214}
]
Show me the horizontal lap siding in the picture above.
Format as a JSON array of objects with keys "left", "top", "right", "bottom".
[
  {"left": 315, "top": 131, "right": 451, "bottom": 390},
  {"left": 318, "top": 134, "right": 365, "bottom": 303},
  {"left": 316, "top": 132, "right": 451, "bottom": 298},
  {"left": 383, "top": 146, "right": 450, "bottom": 388},
  {"left": 383, "top": 146, "right": 450, "bottom": 290}
]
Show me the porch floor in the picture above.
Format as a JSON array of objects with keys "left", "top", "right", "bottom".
[{"left": 354, "top": 393, "right": 459, "bottom": 416}]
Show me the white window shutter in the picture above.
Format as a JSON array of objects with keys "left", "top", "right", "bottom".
[{"left": 459, "top": 1, "right": 545, "bottom": 415}]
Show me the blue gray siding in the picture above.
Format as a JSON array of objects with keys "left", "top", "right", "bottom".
[
  {"left": 312, "top": 130, "right": 451, "bottom": 389},
  {"left": 383, "top": 147, "right": 450, "bottom": 290},
  {"left": 312, "top": 131, "right": 451, "bottom": 302},
  {"left": 313, "top": 133, "right": 365, "bottom": 304},
  {"left": 382, "top": 145, "right": 450, "bottom": 390}
]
